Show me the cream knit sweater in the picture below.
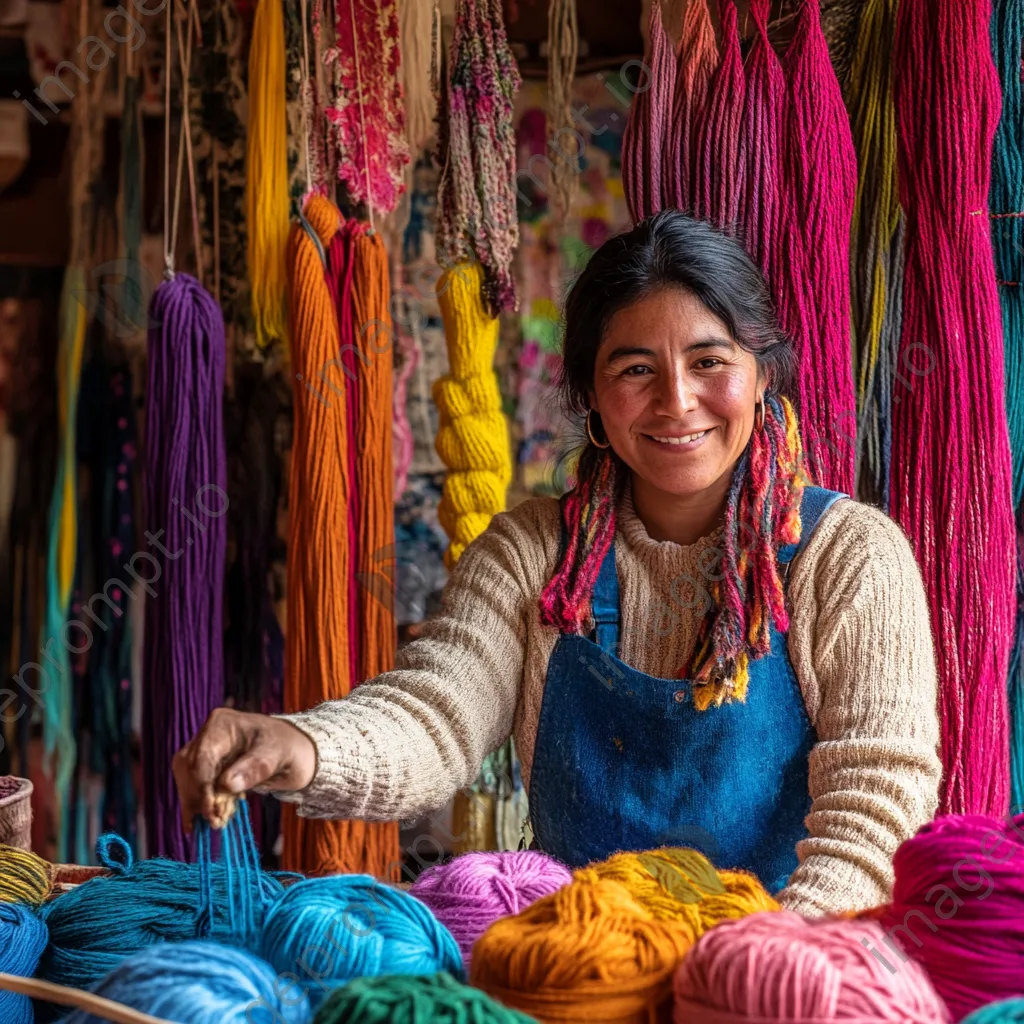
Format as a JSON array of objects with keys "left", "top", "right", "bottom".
[{"left": 280, "top": 491, "right": 942, "bottom": 916}]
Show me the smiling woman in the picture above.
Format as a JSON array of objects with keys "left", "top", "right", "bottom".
[{"left": 174, "top": 210, "right": 942, "bottom": 918}]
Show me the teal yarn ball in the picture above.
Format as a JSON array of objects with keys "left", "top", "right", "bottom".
[
  {"left": 963, "top": 1001, "right": 1024, "bottom": 1023},
  {"left": 259, "top": 876, "right": 463, "bottom": 1008},
  {"left": 62, "top": 941, "right": 311, "bottom": 1023},
  {"left": 39, "top": 834, "right": 284, "bottom": 989},
  {"left": 0, "top": 901, "right": 47, "bottom": 1024},
  {"left": 312, "top": 973, "right": 538, "bottom": 1023}
]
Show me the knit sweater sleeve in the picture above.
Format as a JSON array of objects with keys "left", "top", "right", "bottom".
[
  {"left": 778, "top": 500, "right": 943, "bottom": 916},
  {"left": 273, "top": 500, "right": 551, "bottom": 823}
]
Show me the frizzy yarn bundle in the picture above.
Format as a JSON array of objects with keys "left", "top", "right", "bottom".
[
  {"left": 312, "top": 972, "right": 538, "bottom": 1023},
  {"left": 672, "top": 911, "right": 949, "bottom": 1023},
  {"left": 574, "top": 846, "right": 777, "bottom": 933},
  {"left": 259, "top": 875, "right": 463, "bottom": 1009},
  {"left": 62, "top": 941, "right": 311, "bottom": 1024},
  {"left": 877, "top": 813, "right": 1024, "bottom": 1021},
  {"left": 470, "top": 877, "right": 694, "bottom": 1022},
  {"left": 0, "top": 901, "right": 47, "bottom": 1024},
  {"left": 410, "top": 850, "right": 572, "bottom": 963}
]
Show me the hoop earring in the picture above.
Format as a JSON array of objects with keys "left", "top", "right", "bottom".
[
  {"left": 754, "top": 399, "right": 765, "bottom": 432},
  {"left": 586, "top": 409, "right": 611, "bottom": 449}
]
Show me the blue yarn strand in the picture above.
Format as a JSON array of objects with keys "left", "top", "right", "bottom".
[
  {"left": 0, "top": 902, "right": 48, "bottom": 1024},
  {"left": 962, "top": 998, "right": 1024, "bottom": 1023}
]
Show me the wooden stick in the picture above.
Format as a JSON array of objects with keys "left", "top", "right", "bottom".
[{"left": 0, "top": 973, "right": 172, "bottom": 1024}]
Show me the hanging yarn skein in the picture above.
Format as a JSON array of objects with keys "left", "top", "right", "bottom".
[
  {"left": 436, "top": 0, "right": 521, "bottom": 315},
  {"left": 313, "top": 973, "right": 538, "bottom": 1024},
  {"left": 410, "top": 850, "right": 572, "bottom": 964},
  {"left": 673, "top": 911, "right": 950, "bottom": 1023},
  {"left": 259, "top": 875, "right": 463, "bottom": 1010},
  {"left": 471, "top": 877, "right": 695, "bottom": 1022},
  {"left": 545, "top": 0, "right": 579, "bottom": 222},
  {"left": 892, "top": 0, "right": 1015, "bottom": 815},
  {"left": 433, "top": 261, "right": 511, "bottom": 567},
  {"left": 398, "top": 0, "right": 436, "bottom": 154},
  {"left": 0, "top": 902, "right": 48, "bottom": 1024},
  {"left": 144, "top": 273, "right": 227, "bottom": 861},
  {"left": 62, "top": 941, "right": 310, "bottom": 1024},
  {"left": 246, "top": 0, "right": 290, "bottom": 348}
]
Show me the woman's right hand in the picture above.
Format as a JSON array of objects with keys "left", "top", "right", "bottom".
[{"left": 172, "top": 708, "right": 317, "bottom": 830}]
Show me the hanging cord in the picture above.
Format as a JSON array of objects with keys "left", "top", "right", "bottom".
[
  {"left": 300, "top": 0, "right": 313, "bottom": 194},
  {"left": 546, "top": 0, "right": 579, "bottom": 222},
  {"left": 347, "top": 0, "right": 375, "bottom": 232}
]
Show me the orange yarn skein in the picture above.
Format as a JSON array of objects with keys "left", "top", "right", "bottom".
[{"left": 471, "top": 877, "right": 695, "bottom": 1023}]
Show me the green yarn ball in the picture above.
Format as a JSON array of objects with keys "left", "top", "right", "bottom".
[{"left": 312, "top": 972, "right": 538, "bottom": 1024}]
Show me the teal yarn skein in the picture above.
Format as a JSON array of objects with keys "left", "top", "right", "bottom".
[
  {"left": 39, "top": 831, "right": 285, "bottom": 989},
  {"left": 0, "top": 901, "right": 48, "bottom": 1024},
  {"left": 259, "top": 876, "right": 463, "bottom": 1009},
  {"left": 312, "top": 973, "right": 538, "bottom": 1023},
  {"left": 963, "top": 1001, "right": 1024, "bottom": 1023},
  {"left": 62, "top": 941, "right": 312, "bottom": 1024}
]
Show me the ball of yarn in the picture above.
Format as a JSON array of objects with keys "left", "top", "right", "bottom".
[
  {"left": 963, "top": 1001, "right": 1024, "bottom": 1023},
  {"left": 312, "top": 972, "right": 538, "bottom": 1023},
  {"left": 0, "top": 901, "right": 48, "bottom": 1024},
  {"left": 673, "top": 911, "right": 949, "bottom": 1023},
  {"left": 0, "top": 844, "right": 53, "bottom": 906},
  {"left": 878, "top": 813, "right": 1024, "bottom": 1021},
  {"left": 39, "top": 835, "right": 285, "bottom": 989},
  {"left": 259, "top": 875, "right": 463, "bottom": 1009},
  {"left": 410, "top": 851, "right": 572, "bottom": 963},
  {"left": 574, "top": 846, "right": 778, "bottom": 933},
  {"left": 470, "top": 876, "right": 694, "bottom": 1021},
  {"left": 61, "top": 941, "right": 311, "bottom": 1024}
]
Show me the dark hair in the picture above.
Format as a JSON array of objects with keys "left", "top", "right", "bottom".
[{"left": 558, "top": 209, "right": 796, "bottom": 416}]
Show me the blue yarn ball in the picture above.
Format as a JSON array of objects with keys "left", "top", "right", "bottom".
[
  {"left": 39, "top": 835, "right": 285, "bottom": 989},
  {"left": 259, "top": 876, "right": 463, "bottom": 1008},
  {"left": 0, "top": 901, "right": 48, "bottom": 1024},
  {"left": 61, "top": 941, "right": 311, "bottom": 1024},
  {"left": 963, "top": 1001, "right": 1024, "bottom": 1023}
]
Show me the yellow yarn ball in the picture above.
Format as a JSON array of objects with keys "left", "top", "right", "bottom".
[
  {"left": 0, "top": 845, "right": 53, "bottom": 907},
  {"left": 574, "top": 847, "right": 778, "bottom": 934}
]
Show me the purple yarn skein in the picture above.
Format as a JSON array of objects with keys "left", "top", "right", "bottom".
[
  {"left": 143, "top": 273, "right": 227, "bottom": 860},
  {"left": 411, "top": 850, "right": 572, "bottom": 963}
]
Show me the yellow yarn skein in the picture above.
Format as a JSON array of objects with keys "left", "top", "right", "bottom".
[
  {"left": 434, "top": 262, "right": 512, "bottom": 566},
  {"left": 574, "top": 847, "right": 778, "bottom": 933},
  {"left": 0, "top": 846, "right": 53, "bottom": 907}
]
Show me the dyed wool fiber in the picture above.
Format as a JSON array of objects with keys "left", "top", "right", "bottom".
[
  {"left": 143, "top": 273, "right": 227, "bottom": 861},
  {"left": 312, "top": 973, "right": 538, "bottom": 1024},
  {"left": 878, "top": 814, "right": 1024, "bottom": 1021},
  {"left": 573, "top": 847, "right": 777, "bottom": 932},
  {"left": 0, "top": 901, "right": 47, "bottom": 1024},
  {"left": 963, "top": 1002, "right": 1024, "bottom": 1023},
  {"left": 470, "top": 877, "right": 694, "bottom": 1022},
  {"left": 891, "top": 0, "right": 1015, "bottom": 816},
  {"left": 62, "top": 941, "right": 310, "bottom": 1024},
  {"left": 410, "top": 850, "right": 572, "bottom": 964},
  {"left": 673, "top": 911, "right": 949, "bottom": 1023},
  {"left": 38, "top": 834, "right": 284, "bottom": 990},
  {"left": 259, "top": 875, "right": 463, "bottom": 1010},
  {"left": 0, "top": 844, "right": 52, "bottom": 906}
]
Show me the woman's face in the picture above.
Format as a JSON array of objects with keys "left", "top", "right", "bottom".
[{"left": 589, "top": 288, "right": 761, "bottom": 500}]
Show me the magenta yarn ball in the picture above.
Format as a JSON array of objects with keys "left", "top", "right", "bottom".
[{"left": 410, "top": 850, "right": 572, "bottom": 963}]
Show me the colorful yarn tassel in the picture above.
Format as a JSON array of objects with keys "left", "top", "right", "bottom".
[
  {"left": 892, "top": 0, "right": 1014, "bottom": 815},
  {"left": 433, "top": 261, "right": 512, "bottom": 567},
  {"left": 144, "top": 274, "right": 227, "bottom": 860},
  {"left": 245, "top": 0, "right": 290, "bottom": 348},
  {"left": 40, "top": 267, "right": 87, "bottom": 859}
]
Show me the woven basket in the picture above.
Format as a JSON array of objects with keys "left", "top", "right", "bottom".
[{"left": 0, "top": 776, "right": 32, "bottom": 849}]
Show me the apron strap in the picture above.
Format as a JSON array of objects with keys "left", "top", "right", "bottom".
[
  {"left": 778, "top": 486, "right": 848, "bottom": 565},
  {"left": 590, "top": 541, "right": 620, "bottom": 655}
]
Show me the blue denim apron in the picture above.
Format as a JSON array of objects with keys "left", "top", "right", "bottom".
[{"left": 528, "top": 486, "right": 846, "bottom": 893}]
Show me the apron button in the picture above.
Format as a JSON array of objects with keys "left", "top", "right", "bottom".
[{"left": 674, "top": 690, "right": 687, "bottom": 703}]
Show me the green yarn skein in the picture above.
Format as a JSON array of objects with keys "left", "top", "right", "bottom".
[{"left": 312, "top": 973, "right": 538, "bottom": 1024}]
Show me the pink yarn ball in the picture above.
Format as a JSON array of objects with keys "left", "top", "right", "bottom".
[
  {"left": 410, "top": 851, "right": 572, "bottom": 963},
  {"left": 673, "top": 910, "right": 950, "bottom": 1023}
]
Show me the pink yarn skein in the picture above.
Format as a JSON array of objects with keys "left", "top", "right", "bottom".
[
  {"left": 410, "top": 850, "right": 572, "bottom": 963},
  {"left": 673, "top": 911, "right": 949, "bottom": 1023}
]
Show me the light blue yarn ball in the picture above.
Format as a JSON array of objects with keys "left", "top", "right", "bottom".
[
  {"left": 962, "top": 1001, "right": 1024, "bottom": 1023},
  {"left": 61, "top": 940, "right": 312, "bottom": 1024},
  {"left": 259, "top": 876, "right": 463, "bottom": 1008},
  {"left": 0, "top": 901, "right": 48, "bottom": 1024}
]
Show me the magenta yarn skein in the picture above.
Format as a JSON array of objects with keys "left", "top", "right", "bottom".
[
  {"left": 673, "top": 911, "right": 949, "bottom": 1023},
  {"left": 879, "top": 814, "right": 1024, "bottom": 1021},
  {"left": 410, "top": 850, "right": 572, "bottom": 963}
]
